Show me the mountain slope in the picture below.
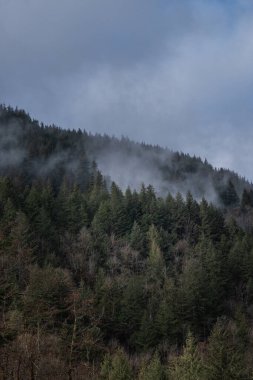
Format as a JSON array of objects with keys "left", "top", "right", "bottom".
[
  {"left": 0, "top": 104, "right": 251, "bottom": 206},
  {"left": 1, "top": 105, "right": 253, "bottom": 378}
]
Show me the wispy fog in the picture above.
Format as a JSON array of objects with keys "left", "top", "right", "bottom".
[{"left": 1, "top": 1, "right": 253, "bottom": 180}]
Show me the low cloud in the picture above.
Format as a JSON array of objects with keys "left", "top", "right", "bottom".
[
  {"left": 0, "top": 120, "right": 26, "bottom": 167},
  {"left": 0, "top": 1, "right": 253, "bottom": 180}
]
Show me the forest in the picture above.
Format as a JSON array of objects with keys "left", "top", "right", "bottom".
[{"left": 1, "top": 105, "right": 253, "bottom": 379}]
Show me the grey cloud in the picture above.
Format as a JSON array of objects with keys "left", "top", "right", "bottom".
[
  {"left": 0, "top": 120, "right": 26, "bottom": 167},
  {"left": 0, "top": 0, "right": 253, "bottom": 180},
  {"left": 94, "top": 142, "right": 222, "bottom": 205}
]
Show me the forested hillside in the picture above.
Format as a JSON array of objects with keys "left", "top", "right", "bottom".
[
  {"left": 1, "top": 105, "right": 253, "bottom": 379},
  {"left": 0, "top": 105, "right": 252, "bottom": 204}
]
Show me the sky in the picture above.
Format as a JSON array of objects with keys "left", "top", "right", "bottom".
[{"left": 0, "top": 0, "right": 253, "bottom": 180}]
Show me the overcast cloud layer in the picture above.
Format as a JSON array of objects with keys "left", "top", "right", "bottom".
[{"left": 0, "top": 0, "right": 253, "bottom": 180}]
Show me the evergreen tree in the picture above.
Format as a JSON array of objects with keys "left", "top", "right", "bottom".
[
  {"left": 67, "top": 185, "right": 88, "bottom": 233},
  {"left": 130, "top": 221, "right": 145, "bottom": 254},
  {"left": 138, "top": 351, "right": 165, "bottom": 380},
  {"left": 147, "top": 224, "right": 165, "bottom": 281},
  {"left": 220, "top": 180, "right": 239, "bottom": 207},
  {"left": 169, "top": 332, "right": 204, "bottom": 380},
  {"left": 100, "top": 349, "right": 133, "bottom": 380},
  {"left": 92, "top": 200, "right": 112, "bottom": 235},
  {"left": 22, "top": 266, "right": 72, "bottom": 329},
  {"left": 204, "top": 318, "right": 250, "bottom": 380},
  {"left": 110, "top": 182, "right": 131, "bottom": 237},
  {"left": 200, "top": 199, "right": 225, "bottom": 242},
  {"left": 241, "top": 188, "right": 253, "bottom": 208}
]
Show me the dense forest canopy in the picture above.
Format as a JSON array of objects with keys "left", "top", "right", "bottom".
[{"left": 1, "top": 105, "right": 253, "bottom": 378}]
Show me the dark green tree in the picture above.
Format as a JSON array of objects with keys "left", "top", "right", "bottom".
[
  {"left": 204, "top": 318, "right": 250, "bottom": 380},
  {"left": 169, "top": 331, "right": 204, "bottom": 380},
  {"left": 100, "top": 348, "right": 133, "bottom": 380}
]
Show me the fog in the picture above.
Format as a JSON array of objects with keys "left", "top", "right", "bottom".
[{"left": 1, "top": 1, "right": 253, "bottom": 180}]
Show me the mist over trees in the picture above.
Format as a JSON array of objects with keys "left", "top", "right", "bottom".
[
  {"left": 0, "top": 104, "right": 251, "bottom": 204},
  {"left": 1, "top": 105, "right": 253, "bottom": 378}
]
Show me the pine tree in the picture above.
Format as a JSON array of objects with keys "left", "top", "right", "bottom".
[
  {"left": 169, "top": 332, "right": 204, "bottom": 380},
  {"left": 0, "top": 197, "right": 16, "bottom": 236},
  {"left": 100, "top": 348, "right": 133, "bottom": 380},
  {"left": 200, "top": 199, "right": 225, "bottom": 242},
  {"left": 134, "top": 310, "right": 158, "bottom": 351},
  {"left": 130, "top": 221, "right": 145, "bottom": 253},
  {"left": 241, "top": 188, "right": 253, "bottom": 208},
  {"left": 125, "top": 187, "right": 142, "bottom": 224},
  {"left": 92, "top": 200, "right": 112, "bottom": 235},
  {"left": 67, "top": 185, "right": 88, "bottom": 233},
  {"left": 23, "top": 266, "right": 72, "bottom": 329},
  {"left": 147, "top": 224, "right": 165, "bottom": 281},
  {"left": 111, "top": 182, "right": 131, "bottom": 237},
  {"left": 138, "top": 351, "right": 165, "bottom": 380},
  {"left": 220, "top": 180, "right": 239, "bottom": 207},
  {"left": 204, "top": 318, "right": 250, "bottom": 380}
]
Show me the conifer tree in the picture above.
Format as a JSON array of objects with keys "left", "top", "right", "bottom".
[
  {"left": 130, "top": 221, "right": 145, "bottom": 253},
  {"left": 100, "top": 348, "right": 133, "bottom": 380},
  {"left": 138, "top": 351, "right": 165, "bottom": 380},
  {"left": 92, "top": 200, "right": 112, "bottom": 235},
  {"left": 111, "top": 182, "right": 131, "bottom": 236},
  {"left": 147, "top": 224, "right": 165, "bottom": 281},
  {"left": 204, "top": 318, "right": 250, "bottom": 380},
  {"left": 220, "top": 180, "right": 239, "bottom": 207},
  {"left": 169, "top": 332, "right": 204, "bottom": 380}
]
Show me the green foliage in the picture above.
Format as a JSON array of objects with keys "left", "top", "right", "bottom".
[
  {"left": 147, "top": 224, "right": 165, "bottom": 280},
  {"left": 169, "top": 332, "right": 204, "bottom": 380},
  {"left": 220, "top": 180, "right": 240, "bottom": 207},
  {"left": 100, "top": 349, "right": 133, "bottom": 380},
  {"left": 92, "top": 200, "right": 112, "bottom": 235},
  {"left": 138, "top": 351, "right": 165, "bottom": 380},
  {"left": 1, "top": 105, "right": 253, "bottom": 376},
  {"left": 200, "top": 199, "right": 225, "bottom": 241},
  {"left": 154, "top": 280, "right": 177, "bottom": 343},
  {"left": 204, "top": 318, "right": 250, "bottom": 380},
  {"left": 130, "top": 221, "right": 145, "bottom": 253},
  {"left": 22, "top": 266, "right": 72, "bottom": 328}
]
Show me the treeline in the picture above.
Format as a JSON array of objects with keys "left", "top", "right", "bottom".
[
  {"left": 0, "top": 104, "right": 252, "bottom": 203},
  {"left": 1, "top": 168, "right": 253, "bottom": 379}
]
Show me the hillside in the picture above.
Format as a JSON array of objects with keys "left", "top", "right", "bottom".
[
  {"left": 0, "top": 105, "right": 251, "bottom": 205},
  {"left": 1, "top": 105, "right": 253, "bottom": 378}
]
